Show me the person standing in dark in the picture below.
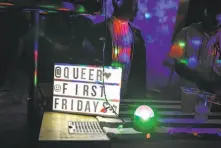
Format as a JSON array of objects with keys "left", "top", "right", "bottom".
[
  {"left": 168, "top": 0, "right": 221, "bottom": 111},
  {"left": 84, "top": 0, "right": 147, "bottom": 99},
  {"left": 0, "top": 8, "right": 29, "bottom": 101},
  {"left": 169, "top": 0, "right": 221, "bottom": 95}
]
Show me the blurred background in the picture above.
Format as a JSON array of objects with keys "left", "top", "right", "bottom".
[{"left": 0, "top": 0, "right": 212, "bottom": 147}]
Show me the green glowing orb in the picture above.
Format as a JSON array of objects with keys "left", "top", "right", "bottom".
[{"left": 133, "top": 105, "right": 156, "bottom": 133}]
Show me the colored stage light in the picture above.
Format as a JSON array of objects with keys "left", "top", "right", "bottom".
[
  {"left": 0, "top": 3, "right": 14, "bottom": 6},
  {"left": 73, "top": 0, "right": 102, "bottom": 13},
  {"left": 133, "top": 105, "right": 157, "bottom": 133},
  {"left": 37, "top": 0, "right": 101, "bottom": 14}
]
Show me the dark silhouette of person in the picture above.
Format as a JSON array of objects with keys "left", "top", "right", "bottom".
[
  {"left": 168, "top": 0, "right": 221, "bottom": 111},
  {"left": 83, "top": 0, "right": 146, "bottom": 99},
  {"left": 0, "top": 8, "right": 30, "bottom": 103},
  {"left": 169, "top": 0, "right": 221, "bottom": 94}
]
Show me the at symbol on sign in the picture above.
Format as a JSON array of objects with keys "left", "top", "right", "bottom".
[{"left": 54, "top": 84, "right": 61, "bottom": 92}]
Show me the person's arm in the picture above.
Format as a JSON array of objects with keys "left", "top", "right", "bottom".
[
  {"left": 169, "top": 28, "right": 215, "bottom": 92},
  {"left": 136, "top": 30, "right": 146, "bottom": 89},
  {"left": 70, "top": 15, "right": 96, "bottom": 64},
  {"left": 133, "top": 28, "right": 147, "bottom": 95},
  {"left": 169, "top": 28, "right": 199, "bottom": 81},
  {"left": 82, "top": 20, "right": 108, "bottom": 65}
]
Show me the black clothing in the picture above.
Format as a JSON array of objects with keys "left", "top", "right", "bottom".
[{"left": 84, "top": 19, "right": 147, "bottom": 98}]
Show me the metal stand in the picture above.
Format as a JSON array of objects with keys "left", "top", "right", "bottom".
[{"left": 27, "top": 9, "right": 41, "bottom": 148}]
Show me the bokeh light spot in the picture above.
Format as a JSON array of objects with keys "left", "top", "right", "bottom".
[
  {"left": 146, "top": 133, "right": 151, "bottom": 139},
  {"left": 169, "top": 43, "right": 184, "bottom": 59},
  {"left": 145, "top": 13, "right": 152, "bottom": 19}
]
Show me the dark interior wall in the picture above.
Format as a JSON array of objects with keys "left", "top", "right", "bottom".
[
  {"left": 0, "top": 8, "right": 30, "bottom": 87},
  {"left": 172, "top": 0, "right": 189, "bottom": 41},
  {"left": 173, "top": 0, "right": 206, "bottom": 39},
  {"left": 185, "top": 0, "right": 206, "bottom": 26},
  {"left": 174, "top": 0, "right": 221, "bottom": 38}
]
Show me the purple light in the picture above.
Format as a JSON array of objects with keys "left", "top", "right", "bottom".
[
  {"left": 188, "top": 56, "right": 198, "bottom": 68},
  {"left": 62, "top": 2, "right": 75, "bottom": 11},
  {"left": 190, "top": 37, "right": 202, "bottom": 50},
  {"left": 216, "top": 14, "right": 221, "bottom": 25},
  {"left": 145, "top": 13, "right": 152, "bottom": 19},
  {"left": 167, "top": 128, "right": 220, "bottom": 134}
]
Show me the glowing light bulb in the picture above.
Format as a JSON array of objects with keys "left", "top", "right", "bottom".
[
  {"left": 133, "top": 105, "right": 156, "bottom": 133},
  {"left": 134, "top": 105, "right": 154, "bottom": 121}
]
